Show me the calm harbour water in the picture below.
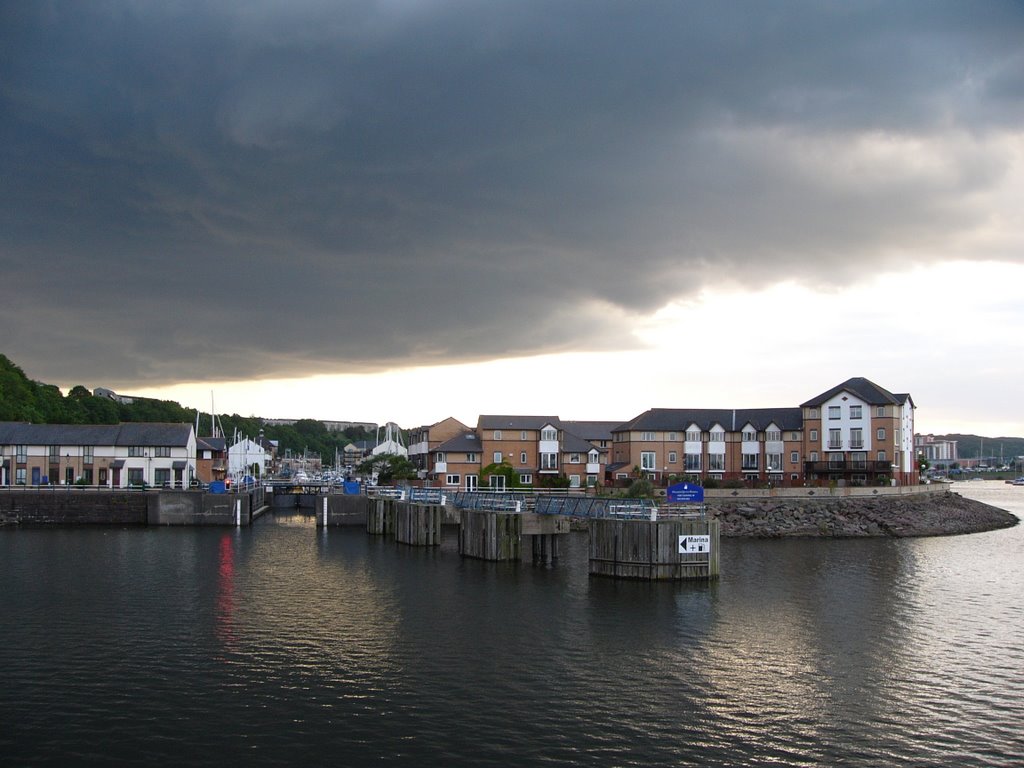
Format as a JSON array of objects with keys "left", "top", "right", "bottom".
[{"left": 2, "top": 483, "right": 1022, "bottom": 767}]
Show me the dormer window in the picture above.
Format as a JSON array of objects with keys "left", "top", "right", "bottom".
[{"left": 541, "top": 427, "right": 558, "bottom": 441}]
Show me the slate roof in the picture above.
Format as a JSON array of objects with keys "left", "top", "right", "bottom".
[
  {"left": 0, "top": 422, "right": 194, "bottom": 447},
  {"left": 197, "top": 436, "right": 227, "bottom": 452},
  {"left": 560, "top": 431, "right": 603, "bottom": 454},
  {"left": 801, "top": 377, "right": 915, "bottom": 408},
  {"left": 434, "top": 432, "right": 482, "bottom": 453},
  {"left": 561, "top": 420, "right": 622, "bottom": 442},
  {"left": 478, "top": 415, "right": 562, "bottom": 430},
  {"left": 613, "top": 407, "right": 803, "bottom": 433}
]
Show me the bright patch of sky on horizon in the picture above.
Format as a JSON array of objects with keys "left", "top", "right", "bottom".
[{"left": 2, "top": 2, "right": 1023, "bottom": 436}]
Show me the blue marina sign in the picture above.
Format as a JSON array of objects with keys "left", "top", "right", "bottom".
[{"left": 666, "top": 482, "right": 705, "bottom": 503}]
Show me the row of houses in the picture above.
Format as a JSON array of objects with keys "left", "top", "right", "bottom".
[
  {"left": 408, "top": 377, "right": 919, "bottom": 490},
  {"left": 0, "top": 423, "right": 277, "bottom": 489},
  {"left": 1, "top": 376, "right": 918, "bottom": 490}
]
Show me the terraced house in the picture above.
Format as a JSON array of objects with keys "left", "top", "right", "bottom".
[
  {"left": 609, "top": 378, "right": 917, "bottom": 488},
  {"left": 0, "top": 422, "right": 197, "bottom": 488},
  {"left": 428, "top": 417, "right": 618, "bottom": 491}
]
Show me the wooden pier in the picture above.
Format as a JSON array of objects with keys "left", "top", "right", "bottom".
[{"left": 589, "top": 517, "right": 720, "bottom": 580}]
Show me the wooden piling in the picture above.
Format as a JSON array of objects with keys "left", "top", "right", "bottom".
[
  {"left": 589, "top": 518, "right": 720, "bottom": 580},
  {"left": 394, "top": 502, "right": 442, "bottom": 546}
]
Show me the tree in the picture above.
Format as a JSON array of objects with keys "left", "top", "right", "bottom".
[
  {"left": 480, "top": 461, "right": 520, "bottom": 488},
  {"left": 356, "top": 452, "right": 416, "bottom": 484}
]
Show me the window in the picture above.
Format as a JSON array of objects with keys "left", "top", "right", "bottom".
[
  {"left": 850, "top": 428, "right": 863, "bottom": 449},
  {"left": 790, "top": 451, "right": 799, "bottom": 464},
  {"left": 153, "top": 446, "right": 171, "bottom": 458},
  {"left": 435, "top": 452, "right": 446, "bottom": 462},
  {"left": 767, "top": 453, "right": 782, "bottom": 471},
  {"left": 828, "top": 406, "right": 841, "bottom": 419},
  {"left": 466, "top": 452, "right": 477, "bottom": 462},
  {"left": 541, "top": 428, "right": 557, "bottom": 441},
  {"left": 850, "top": 405, "right": 862, "bottom": 419},
  {"left": 810, "top": 451, "right": 819, "bottom": 462},
  {"left": 808, "top": 408, "right": 819, "bottom": 418},
  {"left": 494, "top": 430, "right": 502, "bottom": 440},
  {"left": 828, "top": 453, "right": 844, "bottom": 468},
  {"left": 16, "top": 445, "right": 28, "bottom": 463},
  {"left": 540, "top": 453, "right": 558, "bottom": 470},
  {"left": 127, "top": 468, "right": 144, "bottom": 486},
  {"left": 877, "top": 450, "right": 887, "bottom": 463},
  {"left": 877, "top": 428, "right": 886, "bottom": 441},
  {"left": 569, "top": 475, "right": 581, "bottom": 488},
  {"left": 587, "top": 475, "right": 597, "bottom": 487},
  {"left": 668, "top": 451, "right": 677, "bottom": 463},
  {"left": 520, "top": 451, "right": 527, "bottom": 464},
  {"left": 684, "top": 453, "right": 701, "bottom": 471},
  {"left": 446, "top": 474, "right": 461, "bottom": 486},
  {"left": 742, "top": 429, "right": 757, "bottom": 442},
  {"left": 640, "top": 451, "right": 656, "bottom": 471},
  {"left": 569, "top": 453, "right": 581, "bottom": 464},
  {"left": 83, "top": 446, "right": 94, "bottom": 465},
  {"left": 828, "top": 429, "right": 842, "bottom": 449},
  {"left": 741, "top": 453, "right": 758, "bottom": 470},
  {"left": 520, "top": 431, "right": 527, "bottom": 440},
  {"left": 669, "top": 432, "right": 678, "bottom": 441},
  {"left": 790, "top": 432, "right": 799, "bottom": 440},
  {"left": 766, "top": 430, "right": 781, "bottom": 441},
  {"left": 128, "top": 446, "right": 145, "bottom": 457},
  {"left": 49, "top": 445, "right": 59, "bottom": 462},
  {"left": 851, "top": 452, "right": 867, "bottom": 470},
  {"left": 708, "top": 454, "right": 725, "bottom": 472},
  {"left": 709, "top": 431, "right": 724, "bottom": 442},
  {"left": 810, "top": 429, "right": 818, "bottom": 442},
  {"left": 641, "top": 431, "right": 656, "bottom": 441},
  {"left": 493, "top": 452, "right": 502, "bottom": 463},
  {"left": 520, "top": 474, "right": 533, "bottom": 485},
  {"left": 685, "top": 429, "right": 700, "bottom": 442},
  {"left": 16, "top": 468, "right": 26, "bottom": 484},
  {"left": 876, "top": 406, "right": 885, "bottom": 417},
  {"left": 154, "top": 468, "right": 171, "bottom": 487}
]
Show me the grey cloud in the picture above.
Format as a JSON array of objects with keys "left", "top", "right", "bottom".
[{"left": 1, "top": 1, "right": 1022, "bottom": 387}]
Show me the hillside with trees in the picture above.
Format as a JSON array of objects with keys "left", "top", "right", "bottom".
[{"left": 0, "top": 354, "right": 378, "bottom": 462}]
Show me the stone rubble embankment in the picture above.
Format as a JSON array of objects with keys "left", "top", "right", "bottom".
[{"left": 707, "top": 489, "right": 1019, "bottom": 538}]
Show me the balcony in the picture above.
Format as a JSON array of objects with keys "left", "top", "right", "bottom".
[{"left": 804, "top": 460, "right": 891, "bottom": 473}]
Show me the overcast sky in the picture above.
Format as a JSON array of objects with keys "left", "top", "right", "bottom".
[{"left": 2, "top": 1, "right": 1023, "bottom": 436}]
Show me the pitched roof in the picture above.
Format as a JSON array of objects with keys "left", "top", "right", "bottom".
[
  {"left": 560, "top": 432, "right": 604, "bottom": 454},
  {"left": 800, "top": 377, "right": 910, "bottom": 408},
  {"left": 477, "top": 415, "right": 561, "bottom": 430},
  {"left": 613, "top": 407, "right": 802, "bottom": 433},
  {"left": 0, "top": 421, "right": 195, "bottom": 447},
  {"left": 434, "top": 432, "right": 482, "bottom": 452},
  {"left": 561, "top": 420, "right": 623, "bottom": 441}
]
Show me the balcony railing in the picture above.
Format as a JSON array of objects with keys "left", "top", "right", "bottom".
[{"left": 804, "top": 460, "right": 891, "bottom": 473}]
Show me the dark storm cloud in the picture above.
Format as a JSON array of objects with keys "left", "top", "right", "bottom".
[{"left": 2, "top": 1, "right": 1022, "bottom": 386}]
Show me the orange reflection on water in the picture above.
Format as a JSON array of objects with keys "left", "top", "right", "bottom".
[{"left": 215, "top": 532, "right": 237, "bottom": 649}]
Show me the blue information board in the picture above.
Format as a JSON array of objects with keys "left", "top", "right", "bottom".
[{"left": 666, "top": 482, "right": 704, "bottom": 503}]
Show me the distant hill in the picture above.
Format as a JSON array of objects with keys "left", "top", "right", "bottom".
[
  {"left": 929, "top": 434, "right": 1024, "bottom": 465},
  {"left": 0, "top": 353, "right": 376, "bottom": 461}
]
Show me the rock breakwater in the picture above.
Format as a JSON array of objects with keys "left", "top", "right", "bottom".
[{"left": 707, "top": 490, "right": 1019, "bottom": 538}]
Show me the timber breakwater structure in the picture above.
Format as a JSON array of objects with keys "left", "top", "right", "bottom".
[{"left": 1, "top": 483, "right": 1018, "bottom": 581}]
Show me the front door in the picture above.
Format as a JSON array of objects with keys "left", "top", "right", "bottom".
[{"left": 465, "top": 474, "right": 478, "bottom": 491}]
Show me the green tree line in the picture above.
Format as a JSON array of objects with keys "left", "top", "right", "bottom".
[{"left": 0, "top": 354, "right": 378, "bottom": 461}]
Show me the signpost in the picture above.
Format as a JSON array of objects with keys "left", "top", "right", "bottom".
[
  {"left": 666, "top": 482, "right": 704, "bottom": 503},
  {"left": 678, "top": 534, "right": 711, "bottom": 554}
]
